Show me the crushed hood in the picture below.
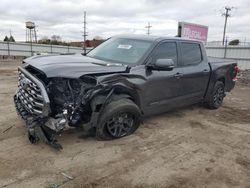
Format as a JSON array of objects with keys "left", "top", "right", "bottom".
[{"left": 23, "top": 54, "right": 128, "bottom": 78}]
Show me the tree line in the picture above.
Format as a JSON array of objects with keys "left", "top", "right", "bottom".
[
  {"left": 3, "top": 35, "right": 15, "bottom": 42},
  {"left": 2, "top": 35, "right": 83, "bottom": 47},
  {"left": 2, "top": 35, "right": 241, "bottom": 46}
]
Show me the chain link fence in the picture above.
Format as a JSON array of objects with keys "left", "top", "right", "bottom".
[
  {"left": 0, "top": 41, "right": 91, "bottom": 57},
  {"left": 0, "top": 41, "right": 249, "bottom": 70},
  {"left": 206, "top": 45, "right": 250, "bottom": 70}
]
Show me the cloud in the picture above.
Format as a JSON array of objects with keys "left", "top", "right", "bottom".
[{"left": 0, "top": 0, "right": 249, "bottom": 42}]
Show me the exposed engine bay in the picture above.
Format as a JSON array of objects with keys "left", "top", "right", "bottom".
[{"left": 47, "top": 77, "right": 96, "bottom": 126}]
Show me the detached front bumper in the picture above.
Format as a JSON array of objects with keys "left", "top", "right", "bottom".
[
  {"left": 14, "top": 94, "right": 67, "bottom": 149},
  {"left": 14, "top": 66, "right": 66, "bottom": 149}
]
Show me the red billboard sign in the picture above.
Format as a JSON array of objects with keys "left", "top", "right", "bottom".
[{"left": 178, "top": 22, "right": 208, "bottom": 43}]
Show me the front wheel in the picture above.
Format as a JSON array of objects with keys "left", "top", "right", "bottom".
[
  {"left": 96, "top": 98, "right": 141, "bottom": 140},
  {"left": 206, "top": 81, "right": 225, "bottom": 109}
]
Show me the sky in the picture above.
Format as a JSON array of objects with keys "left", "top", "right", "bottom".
[{"left": 0, "top": 0, "right": 250, "bottom": 42}]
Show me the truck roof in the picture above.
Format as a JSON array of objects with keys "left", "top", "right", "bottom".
[{"left": 113, "top": 34, "right": 201, "bottom": 43}]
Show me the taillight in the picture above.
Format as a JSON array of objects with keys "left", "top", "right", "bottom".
[{"left": 232, "top": 65, "right": 239, "bottom": 81}]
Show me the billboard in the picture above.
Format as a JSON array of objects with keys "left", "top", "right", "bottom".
[{"left": 178, "top": 22, "right": 208, "bottom": 43}]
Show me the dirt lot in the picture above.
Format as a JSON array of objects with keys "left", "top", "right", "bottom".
[{"left": 0, "top": 60, "right": 250, "bottom": 188}]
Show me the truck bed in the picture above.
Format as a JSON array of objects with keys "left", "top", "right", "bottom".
[
  {"left": 206, "top": 56, "right": 237, "bottom": 93},
  {"left": 208, "top": 56, "right": 236, "bottom": 64}
]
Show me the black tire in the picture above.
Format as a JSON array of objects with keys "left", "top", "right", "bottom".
[
  {"left": 206, "top": 81, "right": 225, "bottom": 109},
  {"left": 96, "top": 98, "right": 141, "bottom": 140}
]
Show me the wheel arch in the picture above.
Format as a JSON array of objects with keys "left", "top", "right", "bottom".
[
  {"left": 111, "top": 84, "right": 141, "bottom": 108},
  {"left": 86, "top": 84, "right": 141, "bottom": 129},
  {"left": 217, "top": 77, "right": 225, "bottom": 85}
]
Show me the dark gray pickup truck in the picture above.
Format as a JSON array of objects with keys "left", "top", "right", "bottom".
[{"left": 14, "top": 34, "right": 239, "bottom": 149}]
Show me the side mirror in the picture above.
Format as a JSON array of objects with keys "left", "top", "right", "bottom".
[{"left": 147, "top": 59, "right": 175, "bottom": 70}]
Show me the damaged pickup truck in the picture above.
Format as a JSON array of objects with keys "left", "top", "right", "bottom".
[{"left": 14, "top": 35, "right": 239, "bottom": 149}]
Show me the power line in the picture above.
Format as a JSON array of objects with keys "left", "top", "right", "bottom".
[
  {"left": 222, "top": 6, "right": 234, "bottom": 45},
  {"left": 145, "top": 22, "right": 152, "bottom": 35}
]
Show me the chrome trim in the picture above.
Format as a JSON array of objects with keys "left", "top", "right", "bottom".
[{"left": 16, "top": 66, "right": 50, "bottom": 116}]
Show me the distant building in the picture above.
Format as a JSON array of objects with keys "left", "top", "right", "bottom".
[
  {"left": 69, "top": 41, "right": 84, "bottom": 47},
  {"left": 84, "top": 39, "right": 105, "bottom": 48}
]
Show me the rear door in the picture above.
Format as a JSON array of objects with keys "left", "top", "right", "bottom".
[{"left": 179, "top": 42, "right": 210, "bottom": 103}]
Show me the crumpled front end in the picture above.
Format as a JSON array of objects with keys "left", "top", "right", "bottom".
[
  {"left": 14, "top": 66, "right": 68, "bottom": 149},
  {"left": 14, "top": 59, "right": 131, "bottom": 149}
]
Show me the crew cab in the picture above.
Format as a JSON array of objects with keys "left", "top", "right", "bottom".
[{"left": 14, "top": 35, "right": 239, "bottom": 149}]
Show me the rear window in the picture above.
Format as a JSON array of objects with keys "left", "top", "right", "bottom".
[{"left": 181, "top": 43, "right": 202, "bottom": 66}]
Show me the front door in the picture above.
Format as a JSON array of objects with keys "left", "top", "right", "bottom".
[{"left": 141, "top": 41, "right": 184, "bottom": 115}]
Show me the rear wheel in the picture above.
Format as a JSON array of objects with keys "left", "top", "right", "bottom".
[
  {"left": 96, "top": 98, "right": 141, "bottom": 140},
  {"left": 206, "top": 81, "right": 225, "bottom": 109}
]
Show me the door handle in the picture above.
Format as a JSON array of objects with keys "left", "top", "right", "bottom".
[
  {"left": 202, "top": 69, "right": 209, "bottom": 73},
  {"left": 174, "top": 72, "right": 183, "bottom": 79}
]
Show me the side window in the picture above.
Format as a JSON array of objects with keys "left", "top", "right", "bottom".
[
  {"left": 181, "top": 43, "right": 202, "bottom": 66},
  {"left": 152, "top": 42, "right": 178, "bottom": 65}
]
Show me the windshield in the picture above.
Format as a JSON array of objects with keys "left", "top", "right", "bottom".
[{"left": 87, "top": 38, "right": 152, "bottom": 65}]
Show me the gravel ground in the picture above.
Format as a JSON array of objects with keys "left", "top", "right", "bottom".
[
  {"left": 0, "top": 60, "right": 250, "bottom": 188},
  {"left": 238, "top": 69, "right": 250, "bottom": 85}
]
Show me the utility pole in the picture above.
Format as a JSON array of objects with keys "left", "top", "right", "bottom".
[
  {"left": 145, "top": 22, "right": 152, "bottom": 35},
  {"left": 222, "top": 6, "right": 233, "bottom": 45},
  {"left": 83, "top": 11, "right": 88, "bottom": 54}
]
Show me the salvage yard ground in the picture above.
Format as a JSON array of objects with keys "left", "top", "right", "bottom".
[{"left": 0, "top": 60, "right": 250, "bottom": 188}]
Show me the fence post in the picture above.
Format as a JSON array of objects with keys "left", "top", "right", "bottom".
[
  {"left": 7, "top": 41, "right": 10, "bottom": 56},
  {"left": 30, "top": 42, "right": 33, "bottom": 56},
  {"left": 68, "top": 45, "right": 70, "bottom": 53},
  {"left": 224, "top": 38, "right": 228, "bottom": 58},
  {"left": 50, "top": 44, "right": 53, "bottom": 54}
]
